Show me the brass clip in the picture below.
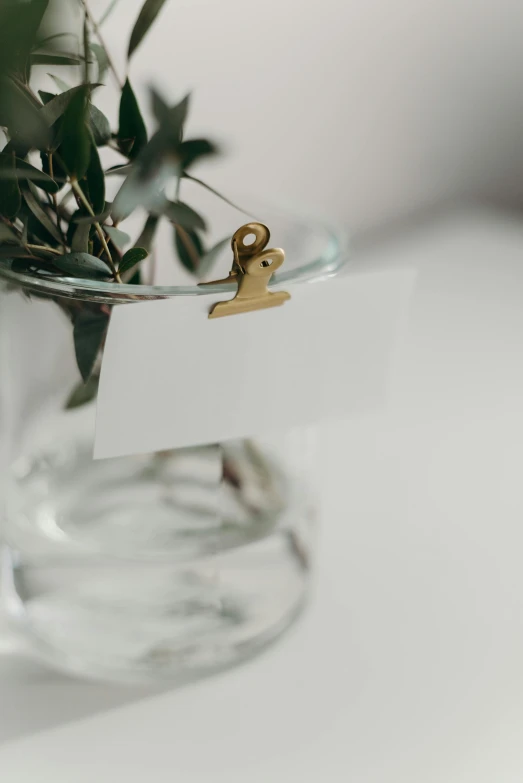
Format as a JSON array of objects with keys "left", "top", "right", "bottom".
[{"left": 200, "top": 222, "right": 291, "bottom": 319}]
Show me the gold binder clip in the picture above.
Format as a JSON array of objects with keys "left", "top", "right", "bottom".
[{"left": 200, "top": 222, "right": 291, "bottom": 319}]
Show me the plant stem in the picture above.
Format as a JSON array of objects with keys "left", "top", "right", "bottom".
[
  {"left": 27, "top": 244, "right": 62, "bottom": 256},
  {"left": 80, "top": 0, "right": 124, "bottom": 90},
  {"left": 176, "top": 224, "right": 200, "bottom": 270},
  {"left": 70, "top": 178, "right": 122, "bottom": 282}
]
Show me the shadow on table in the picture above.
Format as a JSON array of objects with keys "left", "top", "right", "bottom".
[{"left": 0, "top": 632, "right": 169, "bottom": 745}]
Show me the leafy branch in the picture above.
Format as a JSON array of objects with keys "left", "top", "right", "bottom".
[{"left": 0, "top": 0, "right": 247, "bottom": 387}]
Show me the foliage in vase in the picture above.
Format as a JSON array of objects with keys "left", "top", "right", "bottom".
[{"left": 0, "top": 0, "right": 240, "bottom": 392}]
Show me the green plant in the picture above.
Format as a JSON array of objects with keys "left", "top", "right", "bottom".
[{"left": 0, "top": 0, "right": 240, "bottom": 390}]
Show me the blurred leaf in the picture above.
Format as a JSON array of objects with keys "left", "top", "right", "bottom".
[
  {"left": 105, "top": 225, "right": 130, "bottom": 250},
  {"left": 128, "top": 0, "right": 169, "bottom": 59},
  {"left": 37, "top": 32, "right": 76, "bottom": 49},
  {"left": 197, "top": 237, "right": 231, "bottom": 280},
  {"left": 0, "top": 75, "right": 50, "bottom": 151},
  {"left": 31, "top": 53, "right": 81, "bottom": 66},
  {"left": 22, "top": 183, "right": 62, "bottom": 243},
  {"left": 73, "top": 309, "right": 110, "bottom": 382},
  {"left": 85, "top": 138, "right": 105, "bottom": 214},
  {"left": 99, "top": 0, "right": 122, "bottom": 26},
  {"left": 111, "top": 163, "right": 170, "bottom": 222},
  {"left": 0, "top": 157, "right": 59, "bottom": 193},
  {"left": 66, "top": 374, "right": 99, "bottom": 409},
  {"left": 73, "top": 210, "right": 111, "bottom": 225},
  {"left": 119, "top": 246, "right": 148, "bottom": 275},
  {"left": 174, "top": 226, "right": 203, "bottom": 274},
  {"left": 135, "top": 213, "right": 159, "bottom": 252},
  {"left": 89, "top": 103, "right": 111, "bottom": 146},
  {"left": 118, "top": 78, "right": 147, "bottom": 159},
  {"left": 150, "top": 86, "right": 170, "bottom": 124},
  {"left": 55, "top": 251, "right": 112, "bottom": 280},
  {"left": 162, "top": 200, "right": 206, "bottom": 231},
  {"left": 0, "top": 0, "right": 50, "bottom": 81},
  {"left": 105, "top": 163, "right": 133, "bottom": 177},
  {"left": 90, "top": 43, "right": 108, "bottom": 82},
  {"left": 71, "top": 221, "right": 90, "bottom": 252},
  {"left": 59, "top": 85, "right": 90, "bottom": 178},
  {"left": 179, "top": 138, "right": 217, "bottom": 169},
  {"left": 112, "top": 93, "right": 196, "bottom": 220},
  {"left": 183, "top": 173, "right": 251, "bottom": 216},
  {"left": 150, "top": 89, "right": 189, "bottom": 143},
  {"left": 0, "top": 152, "right": 22, "bottom": 218},
  {"left": 49, "top": 73, "right": 71, "bottom": 92}
]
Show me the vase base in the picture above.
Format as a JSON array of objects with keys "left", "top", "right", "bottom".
[{"left": 1, "top": 528, "right": 309, "bottom": 684}]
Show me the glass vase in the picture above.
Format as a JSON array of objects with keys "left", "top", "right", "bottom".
[{"left": 0, "top": 207, "right": 346, "bottom": 683}]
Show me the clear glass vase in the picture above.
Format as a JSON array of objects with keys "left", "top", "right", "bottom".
[{"left": 0, "top": 207, "right": 346, "bottom": 683}]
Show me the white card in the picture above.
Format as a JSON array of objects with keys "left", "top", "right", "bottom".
[{"left": 95, "top": 268, "right": 416, "bottom": 459}]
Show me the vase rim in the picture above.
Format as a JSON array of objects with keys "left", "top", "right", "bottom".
[{"left": 0, "top": 208, "right": 348, "bottom": 304}]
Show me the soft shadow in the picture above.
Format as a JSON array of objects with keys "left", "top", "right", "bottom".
[{"left": 0, "top": 632, "right": 169, "bottom": 745}]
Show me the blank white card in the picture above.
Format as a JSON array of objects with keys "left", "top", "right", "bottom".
[{"left": 94, "top": 268, "right": 416, "bottom": 459}]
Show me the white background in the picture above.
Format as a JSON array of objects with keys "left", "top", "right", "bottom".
[
  {"left": 3, "top": 0, "right": 523, "bottom": 776},
  {"left": 2, "top": 207, "right": 523, "bottom": 780},
  {"left": 84, "top": 0, "right": 523, "bottom": 236}
]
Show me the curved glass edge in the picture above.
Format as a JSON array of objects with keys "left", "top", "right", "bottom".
[{"left": 0, "top": 221, "right": 349, "bottom": 305}]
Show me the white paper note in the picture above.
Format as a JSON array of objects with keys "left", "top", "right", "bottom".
[{"left": 95, "top": 268, "right": 416, "bottom": 459}]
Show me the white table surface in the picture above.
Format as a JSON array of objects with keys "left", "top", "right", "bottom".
[{"left": 2, "top": 205, "right": 523, "bottom": 781}]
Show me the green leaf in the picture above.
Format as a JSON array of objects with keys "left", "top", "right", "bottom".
[
  {"left": 0, "top": 157, "right": 59, "bottom": 193},
  {"left": 99, "top": 0, "right": 122, "bottom": 26},
  {"left": 128, "top": 0, "right": 169, "bottom": 59},
  {"left": 59, "top": 86, "right": 91, "bottom": 178},
  {"left": 179, "top": 138, "right": 217, "bottom": 169},
  {"left": 118, "top": 79, "right": 147, "bottom": 159},
  {"left": 73, "top": 309, "right": 110, "bottom": 382},
  {"left": 85, "top": 139, "right": 105, "bottom": 215},
  {"left": 135, "top": 214, "right": 159, "bottom": 252},
  {"left": 162, "top": 200, "right": 206, "bottom": 231},
  {"left": 22, "top": 184, "right": 62, "bottom": 244},
  {"left": 54, "top": 251, "right": 112, "bottom": 280},
  {"left": 40, "top": 83, "right": 98, "bottom": 128},
  {"left": 90, "top": 43, "right": 108, "bottom": 82},
  {"left": 89, "top": 104, "right": 111, "bottom": 146},
  {"left": 0, "top": 152, "right": 22, "bottom": 218},
  {"left": 73, "top": 210, "right": 111, "bottom": 225},
  {"left": 66, "top": 375, "right": 99, "bottom": 409},
  {"left": 0, "top": 0, "right": 50, "bottom": 81},
  {"left": 105, "top": 225, "right": 130, "bottom": 251},
  {"left": 38, "top": 89, "right": 55, "bottom": 105},
  {"left": 49, "top": 73, "right": 71, "bottom": 93},
  {"left": 197, "top": 237, "right": 231, "bottom": 280},
  {"left": 150, "top": 87, "right": 170, "bottom": 125},
  {"left": 111, "top": 164, "right": 168, "bottom": 222},
  {"left": 119, "top": 246, "right": 148, "bottom": 275},
  {"left": 31, "top": 53, "right": 81, "bottom": 66},
  {"left": 0, "top": 75, "right": 50, "bottom": 151},
  {"left": 174, "top": 226, "right": 203, "bottom": 274},
  {"left": 71, "top": 222, "right": 90, "bottom": 253}
]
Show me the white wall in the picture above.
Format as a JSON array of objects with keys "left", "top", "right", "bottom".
[{"left": 89, "top": 0, "right": 523, "bottom": 235}]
